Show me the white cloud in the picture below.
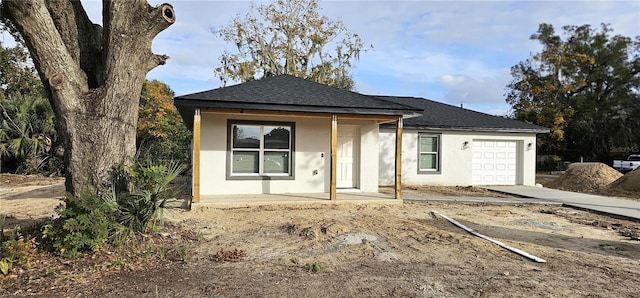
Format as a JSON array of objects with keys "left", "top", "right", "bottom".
[
  {"left": 6, "top": 0, "right": 640, "bottom": 115},
  {"left": 331, "top": 0, "right": 639, "bottom": 114},
  {"left": 439, "top": 68, "right": 512, "bottom": 105}
]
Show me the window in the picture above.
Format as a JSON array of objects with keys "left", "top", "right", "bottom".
[
  {"left": 418, "top": 134, "right": 440, "bottom": 173},
  {"left": 227, "top": 120, "right": 295, "bottom": 179}
]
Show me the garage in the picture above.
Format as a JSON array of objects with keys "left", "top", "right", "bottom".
[{"left": 471, "top": 140, "right": 518, "bottom": 185}]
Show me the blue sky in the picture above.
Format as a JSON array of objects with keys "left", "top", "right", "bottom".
[{"left": 5, "top": 0, "right": 640, "bottom": 116}]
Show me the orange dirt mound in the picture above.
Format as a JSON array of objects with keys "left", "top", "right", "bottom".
[
  {"left": 606, "top": 167, "right": 640, "bottom": 192},
  {"left": 545, "top": 162, "right": 622, "bottom": 192}
]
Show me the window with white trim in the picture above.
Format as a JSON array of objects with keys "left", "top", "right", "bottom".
[
  {"left": 418, "top": 134, "right": 440, "bottom": 173},
  {"left": 228, "top": 121, "right": 294, "bottom": 179}
]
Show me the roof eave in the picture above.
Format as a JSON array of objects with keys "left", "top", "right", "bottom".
[
  {"left": 381, "top": 125, "right": 549, "bottom": 134},
  {"left": 174, "top": 99, "right": 422, "bottom": 117}
]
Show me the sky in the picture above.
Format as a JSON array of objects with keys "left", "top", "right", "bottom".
[{"left": 3, "top": 0, "right": 640, "bottom": 116}]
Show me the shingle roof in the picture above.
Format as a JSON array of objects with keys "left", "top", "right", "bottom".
[
  {"left": 174, "top": 75, "right": 547, "bottom": 134},
  {"left": 174, "top": 75, "right": 421, "bottom": 117},
  {"left": 376, "top": 96, "right": 549, "bottom": 133}
]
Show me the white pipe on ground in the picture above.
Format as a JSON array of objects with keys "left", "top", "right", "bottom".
[{"left": 431, "top": 210, "right": 546, "bottom": 263}]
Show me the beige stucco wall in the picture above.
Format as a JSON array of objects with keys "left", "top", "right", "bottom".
[
  {"left": 379, "top": 129, "right": 538, "bottom": 186},
  {"left": 198, "top": 112, "right": 379, "bottom": 195}
]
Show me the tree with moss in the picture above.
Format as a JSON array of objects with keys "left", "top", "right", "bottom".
[
  {"left": 506, "top": 23, "right": 640, "bottom": 161},
  {"left": 213, "top": 0, "right": 371, "bottom": 90}
]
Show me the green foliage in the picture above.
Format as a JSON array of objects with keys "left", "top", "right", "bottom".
[
  {"left": 537, "top": 155, "right": 568, "bottom": 172},
  {"left": 137, "top": 80, "right": 192, "bottom": 166},
  {"left": 0, "top": 228, "right": 38, "bottom": 275},
  {"left": 506, "top": 23, "right": 640, "bottom": 161},
  {"left": 106, "top": 160, "right": 185, "bottom": 234},
  {"left": 41, "top": 191, "right": 117, "bottom": 258},
  {"left": 40, "top": 160, "right": 185, "bottom": 258},
  {"left": 174, "top": 244, "right": 189, "bottom": 263},
  {"left": 308, "top": 261, "right": 321, "bottom": 273},
  {"left": 1, "top": 39, "right": 189, "bottom": 176},
  {"left": 0, "top": 42, "right": 43, "bottom": 99},
  {"left": 213, "top": 0, "right": 371, "bottom": 90},
  {"left": 0, "top": 41, "right": 59, "bottom": 174},
  {"left": 0, "top": 94, "right": 61, "bottom": 174},
  {"left": 0, "top": 258, "right": 11, "bottom": 275}
]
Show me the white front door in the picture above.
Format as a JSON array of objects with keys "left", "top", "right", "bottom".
[{"left": 337, "top": 126, "right": 357, "bottom": 188}]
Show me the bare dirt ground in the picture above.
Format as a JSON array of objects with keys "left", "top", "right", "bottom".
[
  {"left": 542, "top": 163, "right": 640, "bottom": 200},
  {"left": 1, "top": 174, "right": 640, "bottom": 297}
]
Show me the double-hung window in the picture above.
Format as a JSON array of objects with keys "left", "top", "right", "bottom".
[
  {"left": 418, "top": 133, "right": 440, "bottom": 173},
  {"left": 228, "top": 120, "right": 295, "bottom": 179}
]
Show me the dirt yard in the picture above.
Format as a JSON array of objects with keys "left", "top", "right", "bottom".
[{"left": 1, "top": 175, "right": 640, "bottom": 297}]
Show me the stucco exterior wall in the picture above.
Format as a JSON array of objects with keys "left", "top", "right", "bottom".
[
  {"left": 379, "top": 129, "right": 538, "bottom": 186},
  {"left": 198, "top": 112, "right": 379, "bottom": 195}
]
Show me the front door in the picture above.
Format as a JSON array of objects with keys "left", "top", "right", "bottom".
[{"left": 337, "top": 126, "right": 357, "bottom": 188}]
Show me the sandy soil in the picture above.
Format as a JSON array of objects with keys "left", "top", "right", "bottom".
[
  {"left": 1, "top": 175, "right": 640, "bottom": 297},
  {"left": 545, "top": 163, "right": 622, "bottom": 193},
  {"left": 0, "top": 175, "right": 65, "bottom": 229},
  {"left": 541, "top": 163, "right": 640, "bottom": 200}
]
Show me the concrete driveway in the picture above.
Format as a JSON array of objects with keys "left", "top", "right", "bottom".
[{"left": 484, "top": 185, "right": 640, "bottom": 221}]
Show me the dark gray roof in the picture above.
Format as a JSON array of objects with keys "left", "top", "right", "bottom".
[
  {"left": 173, "top": 75, "right": 547, "bottom": 134},
  {"left": 376, "top": 96, "right": 549, "bottom": 133},
  {"left": 174, "top": 75, "right": 422, "bottom": 128}
]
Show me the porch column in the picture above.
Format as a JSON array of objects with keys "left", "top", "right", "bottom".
[
  {"left": 330, "top": 114, "right": 338, "bottom": 200},
  {"left": 193, "top": 108, "right": 201, "bottom": 203},
  {"left": 395, "top": 117, "right": 403, "bottom": 199}
]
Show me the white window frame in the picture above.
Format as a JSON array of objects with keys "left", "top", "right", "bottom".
[{"left": 418, "top": 133, "right": 441, "bottom": 174}]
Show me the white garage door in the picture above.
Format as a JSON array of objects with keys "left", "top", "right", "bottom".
[{"left": 472, "top": 141, "right": 518, "bottom": 185}]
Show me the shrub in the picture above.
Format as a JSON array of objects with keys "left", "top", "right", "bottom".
[
  {"left": 41, "top": 160, "right": 185, "bottom": 258},
  {"left": 106, "top": 160, "right": 185, "bottom": 234},
  {"left": 41, "top": 191, "right": 117, "bottom": 257}
]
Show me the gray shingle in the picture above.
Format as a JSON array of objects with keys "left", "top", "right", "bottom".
[
  {"left": 174, "top": 75, "right": 547, "bottom": 133},
  {"left": 175, "top": 74, "right": 419, "bottom": 113},
  {"left": 376, "top": 96, "right": 548, "bottom": 133}
]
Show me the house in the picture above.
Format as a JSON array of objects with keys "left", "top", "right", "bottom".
[
  {"left": 174, "top": 75, "right": 548, "bottom": 202},
  {"left": 174, "top": 75, "right": 422, "bottom": 202},
  {"left": 376, "top": 96, "right": 548, "bottom": 186}
]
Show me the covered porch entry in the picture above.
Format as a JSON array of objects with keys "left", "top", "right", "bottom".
[
  {"left": 173, "top": 75, "right": 422, "bottom": 202},
  {"left": 190, "top": 109, "right": 405, "bottom": 201}
]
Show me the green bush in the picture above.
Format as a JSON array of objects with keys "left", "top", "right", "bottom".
[
  {"left": 107, "top": 160, "right": 185, "bottom": 234},
  {"left": 41, "top": 191, "right": 117, "bottom": 257},
  {"left": 40, "top": 160, "right": 185, "bottom": 258}
]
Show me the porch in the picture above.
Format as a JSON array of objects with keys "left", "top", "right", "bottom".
[{"left": 193, "top": 191, "right": 400, "bottom": 208}]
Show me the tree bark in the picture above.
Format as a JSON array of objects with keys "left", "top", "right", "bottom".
[{"left": 2, "top": 0, "right": 175, "bottom": 194}]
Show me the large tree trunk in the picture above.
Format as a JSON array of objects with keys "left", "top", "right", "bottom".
[{"left": 2, "top": 0, "right": 175, "bottom": 194}]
